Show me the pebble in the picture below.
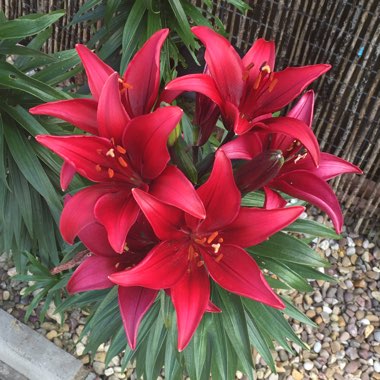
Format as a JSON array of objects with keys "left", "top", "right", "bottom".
[
  {"left": 93, "top": 361, "right": 105, "bottom": 375},
  {"left": 46, "top": 330, "right": 58, "bottom": 340},
  {"left": 374, "top": 362, "right": 380, "bottom": 373},
  {"left": 3, "top": 290, "right": 10, "bottom": 301},
  {"left": 345, "top": 360, "right": 360, "bottom": 374},
  {"left": 313, "top": 341, "right": 321, "bottom": 353},
  {"left": 374, "top": 331, "right": 380, "bottom": 342},
  {"left": 303, "top": 361, "right": 314, "bottom": 371}
]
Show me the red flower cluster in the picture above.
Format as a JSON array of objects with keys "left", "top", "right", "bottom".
[{"left": 31, "top": 27, "right": 361, "bottom": 351}]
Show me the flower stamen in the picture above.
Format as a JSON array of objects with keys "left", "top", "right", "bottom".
[
  {"left": 268, "top": 78, "right": 279, "bottom": 93},
  {"left": 215, "top": 253, "right": 224, "bottom": 263},
  {"left": 95, "top": 164, "right": 102, "bottom": 172},
  {"left": 116, "top": 145, "right": 127, "bottom": 154},
  {"left": 118, "top": 157, "right": 128, "bottom": 167},
  {"left": 207, "top": 231, "right": 219, "bottom": 244},
  {"left": 211, "top": 243, "right": 221, "bottom": 254},
  {"left": 106, "top": 148, "right": 115, "bottom": 158},
  {"left": 108, "top": 168, "right": 115, "bottom": 178}
]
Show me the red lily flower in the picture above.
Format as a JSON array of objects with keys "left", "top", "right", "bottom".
[
  {"left": 222, "top": 91, "right": 362, "bottom": 233},
  {"left": 36, "top": 100, "right": 205, "bottom": 253},
  {"left": 30, "top": 29, "right": 169, "bottom": 190},
  {"left": 109, "top": 151, "right": 304, "bottom": 350},
  {"left": 161, "top": 26, "right": 331, "bottom": 135},
  {"left": 66, "top": 212, "right": 160, "bottom": 350}
]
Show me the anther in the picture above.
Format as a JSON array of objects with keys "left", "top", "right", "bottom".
[
  {"left": 215, "top": 253, "right": 223, "bottom": 263},
  {"left": 118, "top": 157, "right": 128, "bottom": 167},
  {"left": 194, "top": 237, "right": 207, "bottom": 245},
  {"left": 294, "top": 152, "right": 308, "bottom": 163},
  {"left": 253, "top": 72, "right": 262, "bottom": 90},
  {"left": 106, "top": 148, "right": 115, "bottom": 158},
  {"left": 116, "top": 145, "right": 127, "bottom": 154},
  {"left": 268, "top": 78, "right": 279, "bottom": 93},
  {"left": 108, "top": 168, "right": 115, "bottom": 178},
  {"left": 188, "top": 245, "right": 195, "bottom": 260},
  {"left": 211, "top": 243, "right": 221, "bottom": 254},
  {"left": 114, "top": 262, "right": 120, "bottom": 269},
  {"left": 95, "top": 164, "right": 102, "bottom": 172},
  {"left": 124, "top": 243, "right": 129, "bottom": 252},
  {"left": 261, "top": 64, "right": 271, "bottom": 74},
  {"left": 207, "top": 231, "right": 219, "bottom": 244},
  {"left": 218, "top": 238, "right": 224, "bottom": 243}
]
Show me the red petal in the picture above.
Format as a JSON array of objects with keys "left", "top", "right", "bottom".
[
  {"left": 78, "top": 222, "right": 118, "bottom": 257},
  {"left": 75, "top": 44, "right": 115, "bottom": 100},
  {"left": 263, "top": 187, "right": 287, "bottom": 209},
  {"left": 222, "top": 101, "right": 251, "bottom": 134},
  {"left": 250, "top": 64, "right": 331, "bottom": 118},
  {"left": 206, "top": 300, "right": 221, "bottom": 313},
  {"left": 132, "top": 188, "right": 185, "bottom": 241},
  {"left": 97, "top": 72, "right": 130, "bottom": 143},
  {"left": 60, "top": 161, "right": 76, "bottom": 191},
  {"left": 161, "top": 74, "right": 223, "bottom": 107},
  {"left": 109, "top": 241, "right": 188, "bottom": 289},
  {"left": 273, "top": 171, "right": 343, "bottom": 233},
  {"left": 123, "top": 29, "right": 169, "bottom": 116},
  {"left": 123, "top": 106, "right": 183, "bottom": 180},
  {"left": 149, "top": 165, "right": 205, "bottom": 219},
  {"left": 241, "top": 38, "right": 276, "bottom": 105},
  {"left": 221, "top": 206, "right": 304, "bottom": 247},
  {"left": 118, "top": 286, "right": 158, "bottom": 349},
  {"left": 36, "top": 135, "right": 118, "bottom": 182},
  {"left": 60, "top": 184, "right": 115, "bottom": 243},
  {"left": 203, "top": 244, "right": 284, "bottom": 308},
  {"left": 171, "top": 265, "right": 210, "bottom": 351},
  {"left": 254, "top": 117, "right": 320, "bottom": 166},
  {"left": 194, "top": 151, "right": 240, "bottom": 232},
  {"left": 271, "top": 90, "right": 315, "bottom": 151},
  {"left": 67, "top": 256, "right": 118, "bottom": 293},
  {"left": 30, "top": 99, "right": 98, "bottom": 135},
  {"left": 221, "top": 132, "right": 263, "bottom": 160},
  {"left": 192, "top": 26, "right": 244, "bottom": 105},
  {"left": 94, "top": 190, "right": 140, "bottom": 253},
  {"left": 283, "top": 152, "right": 362, "bottom": 181}
]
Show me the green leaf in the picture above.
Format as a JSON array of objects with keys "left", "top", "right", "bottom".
[
  {"left": 280, "top": 296, "right": 317, "bottom": 327},
  {"left": 70, "top": 0, "right": 103, "bottom": 25},
  {"left": 285, "top": 262, "right": 336, "bottom": 282},
  {"left": 182, "top": 2, "right": 213, "bottom": 28},
  {"left": 0, "top": 45, "right": 55, "bottom": 61},
  {"left": 226, "top": 0, "right": 251, "bottom": 12},
  {"left": 214, "top": 287, "right": 254, "bottom": 379},
  {"left": 0, "top": 11, "right": 64, "bottom": 39},
  {"left": 241, "top": 191, "right": 265, "bottom": 207},
  {"left": 120, "top": 1, "right": 147, "bottom": 73},
  {"left": 256, "top": 257, "right": 313, "bottom": 292},
  {"left": 248, "top": 232, "right": 329, "bottom": 267},
  {"left": 246, "top": 316, "right": 276, "bottom": 372},
  {"left": 171, "top": 137, "right": 198, "bottom": 184},
  {"left": 167, "top": 0, "right": 194, "bottom": 47},
  {"left": 0, "top": 114, "right": 8, "bottom": 188},
  {"left": 0, "top": 61, "right": 69, "bottom": 102},
  {"left": 104, "top": 0, "right": 122, "bottom": 25},
  {"left": 284, "top": 218, "right": 341, "bottom": 239},
  {"left": 3, "top": 121, "right": 62, "bottom": 219}
]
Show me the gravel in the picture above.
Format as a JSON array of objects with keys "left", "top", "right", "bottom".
[{"left": 1, "top": 211, "right": 379, "bottom": 380}]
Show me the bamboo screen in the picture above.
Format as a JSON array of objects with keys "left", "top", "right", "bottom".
[{"left": 1, "top": 0, "right": 379, "bottom": 240}]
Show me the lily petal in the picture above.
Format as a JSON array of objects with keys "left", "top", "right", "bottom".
[
  {"left": 60, "top": 184, "right": 115, "bottom": 244},
  {"left": 118, "top": 286, "right": 158, "bottom": 349},
  {"left": 109, "top": 241, "right": 188, "bottom": 289},
  {"left": 192, "top": 26, "right": 244, "bottom": 105},
  {"left": 94, "top": 190, "right": 140, "bottom": 253},
  {"left": 132, "top": 188, "right": 185, "bottom": 241},
  {"left": 78, "top": 222, "right": 118, "bottom": 257},
  {"left": 203, "top": 244, "right": 284, "bottom": 309},
  {"left": 30, "top": 98, "right": 98, "bottom": 135},
  {"left": 271, "top": 90, "right": 315, "bottom": 151},
  {"left": 283, "top": 152, "right": 363, "bottom": 180},
  {"left": 123, "top": 106, "right": 183, "bottom": 180},
  {"left": 36, "top": 135, "right": 118, "bottom": 182},
  {"left": 273, "top": 170, "right": 343, "bottom": 233},
  {"left": 60, "top": 161, "right": 76, "bottom": 191},
  {"left": 97, "top": 72, "right": 130, "bottom": 143},
  {"left": 195, "top": 150, "right": 240, "bottom": 232},
  {"left": 253, "top": 117, "right": 320, "bottom": 166},
  {"left": 263, "top": 187, "right": 287, "bottom": 209},
  {"left": 221, "top": 206, "right": 304, "bottom": 247},
  {"left": 161, "top": 74, "right": 223, "bottom": 107},
  {"left": 67, "top": 255, "right": 118, "bottom": 293},
  {"left": 123, "top": 29, "right": 169, "bottom": 117},
  {"left": 149, "top": 165, "right": 205, "bottom": 219},
  {"left": 250, "top": 64, "right": 331, "bottom": 118},
  {"left": 221, "top": 132, "right": 263, "bottom": 160},
  {"left": 75, "top": 44, "right": 115, "bottom": 100},
  {"left": 171, "top": 265, "right": 210, "bottom": 351}
]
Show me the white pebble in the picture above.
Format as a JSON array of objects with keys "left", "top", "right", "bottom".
[
  {"left": 374, "top": 331, "right": 380, "bottom": 342},
  {"left": 2, "top": 290, "right": 10, "bottom": 301},
  {"left": 323, "top": 306, "right": 333, "bottom": 314},
  {"left": 104, "top": 368, "right": 115, "bottom": 376},
  {"left": 75, "top": 342, "right": 85, "bottom": 356},
  {"left": 304, "top": 361, "right": 314, "bottom": 371},
  {"left": 374, "top": 362, "right": 380, "bottom": 373},
  {"left": 313, "top": 342, "right": 322, "bottom": 353},
  {"left": 319, "top": 240, "right": 330, "bottom": 251},
  {"left": 346, "top": 236, "right": 355, "bottom": 247},
  {"left": 7, "top": 267, "right": 17, "bottom": 277},
  {"left": 359, "top": 318, "right": 370, "bottom": 326},
  {"left": 346, "top": 247, "right": 356, "bottom": 256}
]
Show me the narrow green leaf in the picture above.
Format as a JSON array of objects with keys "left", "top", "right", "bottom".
[
  {"left": 241, "top": 191, "right": 265, "bottom": 207},
  {"left": 0, "top": 11, "right": 64, "bottom": 39},
  {"left": 120, "top": 1, "right": 147, "bottom": 72},
  {"left": 248, "top": 232, "right": 329, "bottom": 267},
  {"left": 0, "top": 114, "right": 9, "bottom": 188},
  {"left": 171, "top": 138, "right": 198, "bottom": 184},
  {"left": 226, "top": 0, "right": 251, "bottom": 12},
  {"left": 0, "top": 61, "right": 69, "bottom": 102},
  {"left": 168, "top": 0, "right": 194, "bottom": 47},
  {"left": 104, "top": 0, "right": 122, "bottom": 25},
  {"left": 285, "top": 262, "right": 336, "bottom": 282},
  {"left": 182, "top": 2, "right": 213, "bottom": 28},
  {"left": 284, "top": 218, "right": 341, "bottom": 239}
]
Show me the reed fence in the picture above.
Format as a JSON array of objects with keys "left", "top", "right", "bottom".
[{"left": 1, "top": 0, "right": 379, "bottom": 240}]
